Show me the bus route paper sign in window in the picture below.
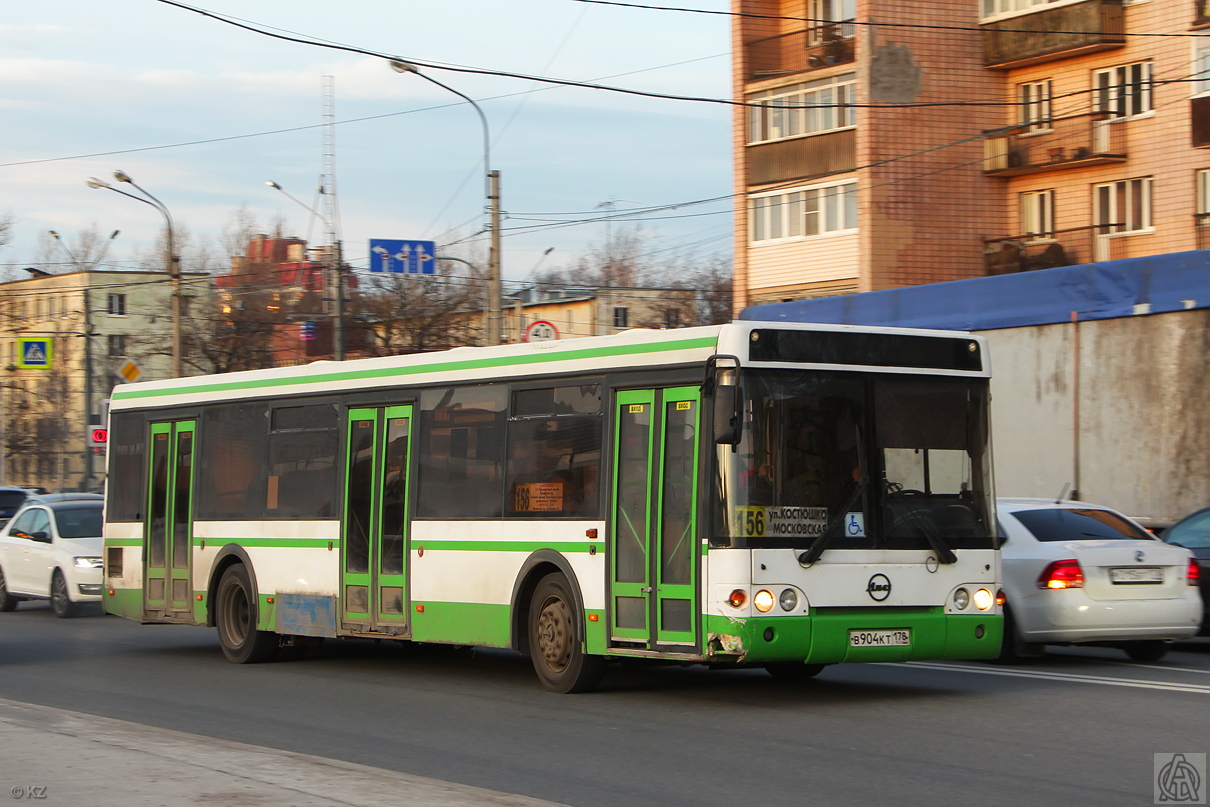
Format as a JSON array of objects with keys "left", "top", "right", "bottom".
[
  {"left": 515, "top": 482, "right": 564, "bottom": 512},
  {"left": 733, "top": 506, "right": 828, "bottom": 540}
]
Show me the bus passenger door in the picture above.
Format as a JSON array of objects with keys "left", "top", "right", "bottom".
[
  {"left": 609, "top": 387, "right": 701, "bottom": 649},
  {"left": 144, "top": 420, "right": 196, "bottom": 621},
  {"left": 341, "top": 406, "right": 413, "bottom": 634}
]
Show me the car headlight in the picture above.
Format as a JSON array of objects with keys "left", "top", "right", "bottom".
[
  {"left": 74, "top": 556, "right": 103, "bottom": 569},
  {"left": 778, "top": 588, "right": 798, "bottom": 612},
  {"left": 973, "top": 588, "right": 994, "bottom": 611},
  {"left": 753, "top": 589, "right": 775, "bottom": 613},
  {"left": 953, "top": 587, "right": 970, "bottom": 610}
]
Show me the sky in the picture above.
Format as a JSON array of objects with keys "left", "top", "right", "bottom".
[{"left": 0, "top": 0, "right": 733, "bottom": 285}]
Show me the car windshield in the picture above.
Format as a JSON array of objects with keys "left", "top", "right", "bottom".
[
  {"left": 1165, "top": 510, "right": 1210, "bottom": 549},
  {"left": 1011, "top": 508, "right": 1150, "bottom": 542},
  {"left": 711, "top": 370, "right": 995, "bottom": 552},
  {"left": 54, "top": 505, "right": 104, "bottom": 539},
  {"left": 0, "top": 491, "right": 27, "bottom": 508}
]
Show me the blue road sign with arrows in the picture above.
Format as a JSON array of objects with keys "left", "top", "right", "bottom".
[{"left": 368, "top": 239, "right": 437, "bottom": 274}]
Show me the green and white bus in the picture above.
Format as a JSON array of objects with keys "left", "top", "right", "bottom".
[{"left": 102, "top": 321, "right": 1002, "bottom": 692}]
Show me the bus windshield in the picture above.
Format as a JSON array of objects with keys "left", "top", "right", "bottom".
[{"left": 713, "top": 370, "right": 995, "bottom": 553}]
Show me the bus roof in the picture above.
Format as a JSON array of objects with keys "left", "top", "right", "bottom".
[{"left": 110, "top": 321, "right": 988, "bottom": 411}]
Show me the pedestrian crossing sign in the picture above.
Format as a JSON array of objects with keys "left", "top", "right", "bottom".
[{"left": 17, "top": 338, "right": 52, "bottom": 369}]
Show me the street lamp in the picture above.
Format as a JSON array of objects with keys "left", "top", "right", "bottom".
[
  {"left": 389, "top": 59, "right": 503, "bottom": 346},
  {"left": 86, "top": 173, "right": 182, "bottom": 377},
  {"left": 265, "top": 180, "right": 346, "bottom": 361}
]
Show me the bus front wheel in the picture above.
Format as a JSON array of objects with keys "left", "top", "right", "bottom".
[
  {"left": 528, "top": 573, "right": 605, "bottom": 693},
  {"left": 215, "top": 564, "right": 278, "bottom": 664}
]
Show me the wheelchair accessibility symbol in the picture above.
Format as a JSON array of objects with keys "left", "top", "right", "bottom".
[{"left": 845, "top": 512, "right": 865, "bottom": 538}]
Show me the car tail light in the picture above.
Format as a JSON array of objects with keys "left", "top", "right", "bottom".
[
  {"left": 1189, "top": 560, "right": 1201, "bottom": 586},
  {"left": 1038, "top": 559, "right": 1084, "bottom": 589}
]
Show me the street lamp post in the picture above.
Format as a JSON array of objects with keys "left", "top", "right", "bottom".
[
  {"left": 265, "top": 181, "right": 346, "bottom": 361},
  {"left": 86, "top": 173, "right": 182, "bottom": 377},
  {"left": 389, "top": 60, "right": 503, "bottom": 346}
]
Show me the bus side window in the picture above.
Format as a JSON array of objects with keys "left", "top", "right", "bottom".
[
  {"left": 506, "top": 386, "right": 602, "bottom": 519},
  {"left": 416, "top": 385, "right": 508, "bottom": 519}
]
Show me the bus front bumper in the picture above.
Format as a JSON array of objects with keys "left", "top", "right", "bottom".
[{"left": 705, "top": 607, "right": 1003, "bottom": 664}]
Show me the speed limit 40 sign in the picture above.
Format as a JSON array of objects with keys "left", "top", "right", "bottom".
[{"left": 524, "top": 320, "right": 559, "bottom": 342}]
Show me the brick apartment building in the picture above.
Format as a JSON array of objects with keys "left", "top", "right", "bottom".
[{"left": 733, "top": 0, "right": 1210, "bottom": 309}]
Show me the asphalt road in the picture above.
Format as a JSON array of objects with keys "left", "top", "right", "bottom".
[{"left": 1, "top": 601, "right": 1206, "bottom": 807}]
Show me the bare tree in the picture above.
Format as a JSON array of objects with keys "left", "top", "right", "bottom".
[
  {"left": 359, "top": 261, "right": 481, "bottom": 355},
  {"left": 0, "top": 212, "right": 13, "bottom": 252}
]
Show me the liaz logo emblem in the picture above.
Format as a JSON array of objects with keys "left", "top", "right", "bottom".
[
  {"left": 866, "top": 574, "right": 892, "bottom": 602},
  {"left": 1135, "top": 550, "right": 1146, "bottom": 563}
]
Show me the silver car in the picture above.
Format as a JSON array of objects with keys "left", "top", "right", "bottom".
[{"left": 997, "top": 498, "right": 1201, "bottom": 662}]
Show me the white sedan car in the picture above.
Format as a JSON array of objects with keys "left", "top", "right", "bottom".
[
  {"left": 997, "top": 498, "right": 1201, "bottom": 662},
  {"left": 0, "top": 494, "right": 105, "bottom": 618}
]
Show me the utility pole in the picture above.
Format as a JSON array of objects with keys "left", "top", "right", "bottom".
[
  {"left": 82, "top": 286, "right": 95, "bottom": 491},
  {"left": 488, "top": 170, "right": 503, "bottom": 345},
  {"left": 333, "top": 240, "right": 346, "bottom": 361}
]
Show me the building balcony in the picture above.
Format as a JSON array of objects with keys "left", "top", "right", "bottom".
[
  {"left": 1196, "top": 214, "right": 1210, "bottom": 250},
  {"left": 744, "top": 23, "right": 856, "bottom": 82},
  {"left": 984, "top": 224, "right": 1127, "bottom": 275},
  {"left": 983, "top": 113, "right": 1125, "bottom": 177},
  {"left": 747, "top": 129, "right": 857, "bottom": 186},
  {"left": 982, "top": 0, "right": 1125, "bottom": 69}
]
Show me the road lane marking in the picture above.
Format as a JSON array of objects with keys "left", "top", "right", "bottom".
[{"left": 887, "top": 662, "right": 1210, "bottom": 695}]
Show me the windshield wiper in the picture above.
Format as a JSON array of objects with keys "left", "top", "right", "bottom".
[
  {"left": 798, "top": 476, "right": 868, "bottom": 566},
  {"left": 889, "top": 490, "right": 957, "bottom": 565}
]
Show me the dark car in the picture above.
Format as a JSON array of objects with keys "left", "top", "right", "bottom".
[
  {"left": 0, "top": 487, "right": 33, "bottom": 521},
  {"left": 1162, "top": 507, "right": 1210, "bottom": 635}
]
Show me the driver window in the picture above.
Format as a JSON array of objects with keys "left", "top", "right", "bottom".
[
  {"left": 13, "top": 509, "right": 50, "bottom": 539},
  {"left": 7, "top": 510, "right": 38, "bottom": 536}
]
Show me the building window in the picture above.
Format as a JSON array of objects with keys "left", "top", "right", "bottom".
[
  {"left": 1198, "top": 170, "right": 1210, "bottom": 213},
  {"left": 107, "top": 334, "right": 126, "bottom": 357},
  {"left": 107, "top": 293, "right": 126, "bottom": 316},
  {"left": 665, "top": 308, "right": 680, "bottom": 329},
  {"left": 981, "top": 0, "right": 1068, "bottom": 20},
  {"left": 750, "top": 181, "right": 858, "bottom": 243},
  {"left": 1094, "top": 63, "right": 1153, "bottom": 119},
  {"left": 613, "top": 307, "right": 629, "bottom": 328},
  {"left": 808, "top": 0, "right": 856, "bottom": 44},
  {"left": 1095, "top": 178, "right": 1153, "bottom": 235},
  {"left": 1196, "top": 38, "right": 1210, "bottom": 96},
  {"left": 1020, "top": 190, "right": 1055, "bottom": 239},
  {"left": 1019, "top": 81, "right": 1052, "bottom": 131},
  {"left": 747, "top": 73, "right": 857, "bottom": 145}
]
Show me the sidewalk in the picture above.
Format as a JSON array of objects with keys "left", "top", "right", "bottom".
[{"left": 0, "top": 698, "right": 566, "bottom": 807}]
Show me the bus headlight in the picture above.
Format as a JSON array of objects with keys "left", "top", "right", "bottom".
[
  {"left": 953, "top": 588, "right": 970, "bottom": 610},
  {"left": 778, "top": 588, "right": 798, "bottom": 612},
  {"left": 753, "top": 589, "right": 775, "bottom": 613},
  {"left": 973, "top": 588, "right": 994, "bottom": 611}
]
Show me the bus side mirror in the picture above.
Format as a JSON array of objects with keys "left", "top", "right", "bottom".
[{"left": 714, "top": 385, "right": 740, "bottom": 445}]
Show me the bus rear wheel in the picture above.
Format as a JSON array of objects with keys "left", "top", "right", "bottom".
[
  {"left": 215, "top": 564, "right": 278, "bottom": 664},
  {"left": 528, "top": 573, "right": 605, "bottom": 693},
  {"left": 764, "top": 662, "right": 826, "bottom": 680}
]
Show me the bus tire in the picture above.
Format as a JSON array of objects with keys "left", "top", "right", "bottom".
[
  {"left": 764, "top": 662, "right": 826, "bottom": 680},
  {"left": 215, "top": 564, "right": 278, "bottom": 664},
  {"left": 528, "top": 573, "right": 605, "bottom": 693}
]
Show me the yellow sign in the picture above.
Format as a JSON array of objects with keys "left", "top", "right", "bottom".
[
  {"left": 676, "top": 401, "right": 692, "bottom": 411},
  {"left": 117, "top": 360, "right": 142, "bottom": 383},
  {"left": 515, "top": 482, "right": 564, "bottom": 512},
  {"left": 628, "top": 404, "right": 644, "bottom": 414}
]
